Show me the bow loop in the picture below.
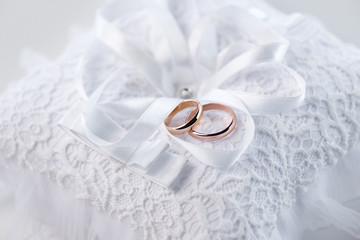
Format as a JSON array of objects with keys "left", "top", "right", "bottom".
[{"left": 59, "top": 0, "right": 307, "bottom": 187}]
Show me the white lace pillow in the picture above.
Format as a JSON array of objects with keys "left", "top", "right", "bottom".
[{"left": 1, "top": 3, "right": 360, "bottom": 240}]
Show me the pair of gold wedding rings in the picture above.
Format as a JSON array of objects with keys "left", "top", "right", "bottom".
[{"left": 164, "top": 100, "right": 236, "bottom": 141}]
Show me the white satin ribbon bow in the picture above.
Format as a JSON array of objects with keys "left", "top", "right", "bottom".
[{"left": 59, "top": 0, "right": 306, "bottom": 187}]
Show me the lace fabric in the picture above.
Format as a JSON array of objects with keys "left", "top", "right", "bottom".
[{"left": 1, "top": 2, "right": 360, "bottom": 240}]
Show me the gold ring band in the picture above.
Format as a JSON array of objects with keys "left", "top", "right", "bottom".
[
  {"left": 164, "top": 100, "right": 203, "bottom": 135},
  {"left": 187, "top": 103, "right": 236, "bottom": 141}
]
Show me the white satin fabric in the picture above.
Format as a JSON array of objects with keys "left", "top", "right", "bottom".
[{"left": 59, "top": 0, "right": 307, "bottom": 187}]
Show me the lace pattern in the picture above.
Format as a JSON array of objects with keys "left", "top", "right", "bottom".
[{"left": 1, "top": 7, "right": 360, "bottom": 240}]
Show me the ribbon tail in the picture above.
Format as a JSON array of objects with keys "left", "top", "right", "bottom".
[
  {"left": 58, "top": 97, "right": 186, "bottom": 188},
  {"left": 127, "top": 139, "right": 187, "bottom": 188}
]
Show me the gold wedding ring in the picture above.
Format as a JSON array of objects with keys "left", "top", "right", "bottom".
[
  {"left": 187, "top": 103, "right": 236, "bottom": 141},
  {"left": 164, "top": 100, "right": 237, "bottom": 141},
  {"left": 164, "top": 100, "right": 203, "bottom": 135}
]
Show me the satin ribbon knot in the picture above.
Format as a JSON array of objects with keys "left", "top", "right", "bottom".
[{"left": 59, "top": 0, "right": 307, "bottom": 187}]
